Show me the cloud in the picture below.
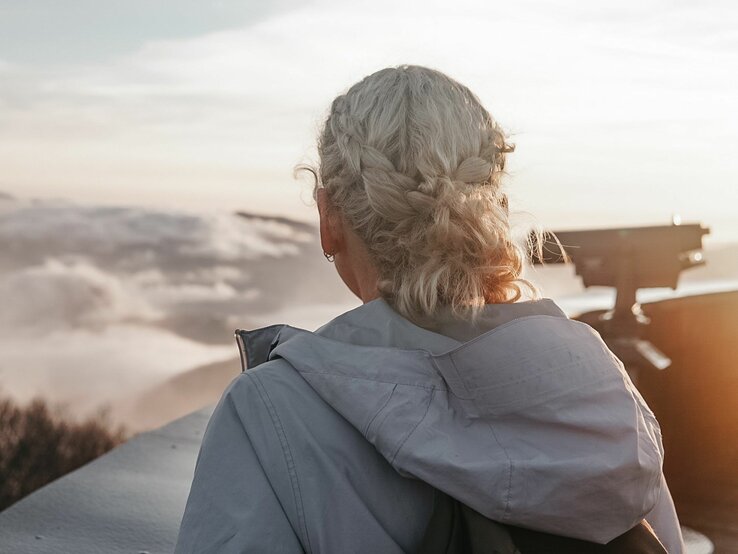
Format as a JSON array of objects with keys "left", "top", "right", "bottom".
[
  {"left": 0, "top": 323, "right": 235, "bottom": 419},
  {"left": 0, "top": 197, "right": 357, "bottom": 426},
  {"left": 0, "top": 199, "right": 311, "bottom": 268},
  {"left": 0, "top": 200, "right": 350, "bottom": 343},
  {"left": 0, "top": 197, "right": 315, "bottom": 333},
  {"left": 0, "top": 259, "right": 158, "bottom": 331},
  {"left": 0, "top": 197, "right": 353, "bottom": 339}
]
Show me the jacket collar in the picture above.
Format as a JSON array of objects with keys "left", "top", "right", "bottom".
[{"left": 234, "top": 296, "right": 567, "bottom": 374}]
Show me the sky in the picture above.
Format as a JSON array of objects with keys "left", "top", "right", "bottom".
[{"left": 1, "top": 0, "right": 737, "bottom": 243}]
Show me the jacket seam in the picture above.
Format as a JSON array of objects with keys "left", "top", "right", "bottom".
[
  {"left": 300, "top": 368, "right": 446, "bottom": 391},
  {"left": 363, "top": 383, "right": 398, "bottom": 436},
  {"left": 220, "top": 392, "right": 302, "bottom": 547},
  {"left": 469, "top": 356, "right": 611, "bottom": 393},
  {"left": 451, "top": 342, "right": 584, "bottom": 390},
  {"left": 485, "top": 419, "right": 513, "bottom": 522},
  {"left": 390, "top": 388, "right": 435, "bottom": 465},
  {"left": 449, "top": 353, "right": 514, "bottom": 521},
  {"left": 469, "top": 364, "right": 618, "bottom": 413},
  {"left": 247, "top": 372, "right": 313, "bottom": 554}
]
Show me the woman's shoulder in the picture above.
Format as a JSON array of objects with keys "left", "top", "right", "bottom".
[
  {"left": 213, "top": 358, "right": 434, "bottom": 553},
  {"left": 223, "top": 358, "right": 325, "bottom": 431},
  {"left": 222, "top": 358, "right": 371, "bottom": 457}
]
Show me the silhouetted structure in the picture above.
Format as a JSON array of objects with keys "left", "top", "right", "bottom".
[{"left": 530, "top": 223, "right": 710, "bottom": 376}]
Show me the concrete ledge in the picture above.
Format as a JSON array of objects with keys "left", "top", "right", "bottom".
[{"left": 0, "top": 406, "right": 213, "bottom": 553}]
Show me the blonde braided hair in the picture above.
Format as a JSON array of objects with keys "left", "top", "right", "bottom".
[{"left": 299, "top": 65, "right": 542, "bottom": 329}]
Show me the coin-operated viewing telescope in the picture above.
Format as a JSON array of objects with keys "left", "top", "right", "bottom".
[{"left": 528, "top": 222, "right": 710, "bottom": 377}]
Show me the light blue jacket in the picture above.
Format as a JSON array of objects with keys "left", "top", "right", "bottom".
[{"left": 175, "top": 297, "right": 684, "bottom": 553}]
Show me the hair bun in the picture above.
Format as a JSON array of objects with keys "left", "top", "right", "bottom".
[{"left": 305, "top": 65, "right": 539, "bottom": 327}]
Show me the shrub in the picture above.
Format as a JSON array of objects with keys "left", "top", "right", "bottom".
[{"left": 0, "top": 394, "right": 126, "bottom": 510}]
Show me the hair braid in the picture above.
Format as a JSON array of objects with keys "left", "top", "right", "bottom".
[{"left": 298, "top": 65, "right": 541, "bottom": 328}]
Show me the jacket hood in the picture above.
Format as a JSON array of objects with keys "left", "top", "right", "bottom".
[{"left": 235, "top": 297, "right": 664, "bottom": 544}]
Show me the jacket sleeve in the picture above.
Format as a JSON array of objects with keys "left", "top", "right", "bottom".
[{"left": 174, "top": 378, "right": 304, "bottom": 554}]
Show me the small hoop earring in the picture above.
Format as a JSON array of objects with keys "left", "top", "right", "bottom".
[{"left": 323, "top": 251, "right": 335, "bottom": 263}]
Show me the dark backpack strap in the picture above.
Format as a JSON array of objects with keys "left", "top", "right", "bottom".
[
  {"left": 418, "top": 489, "right": 519, "bottom": 554},
  {"left": 418, "top": 490, "right": 667, "bottom": 554},
  {"left": 505, "top": 520, "right": 667, "bottom": 554}
]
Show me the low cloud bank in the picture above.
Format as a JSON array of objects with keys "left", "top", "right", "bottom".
[
  {"left": 1, "top": 196, "right": 734, "bottom": 430},
  {"left": 0, "top": 198, "right": 355, "bottom": 428}
]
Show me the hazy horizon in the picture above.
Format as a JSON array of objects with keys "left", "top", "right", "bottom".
[{"left": 1, "top": 193, "right": 736, "bottom": 431}]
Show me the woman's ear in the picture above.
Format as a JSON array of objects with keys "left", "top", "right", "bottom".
[{"left": 317, "top": 188, "right": 343, "bottom": 256}]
